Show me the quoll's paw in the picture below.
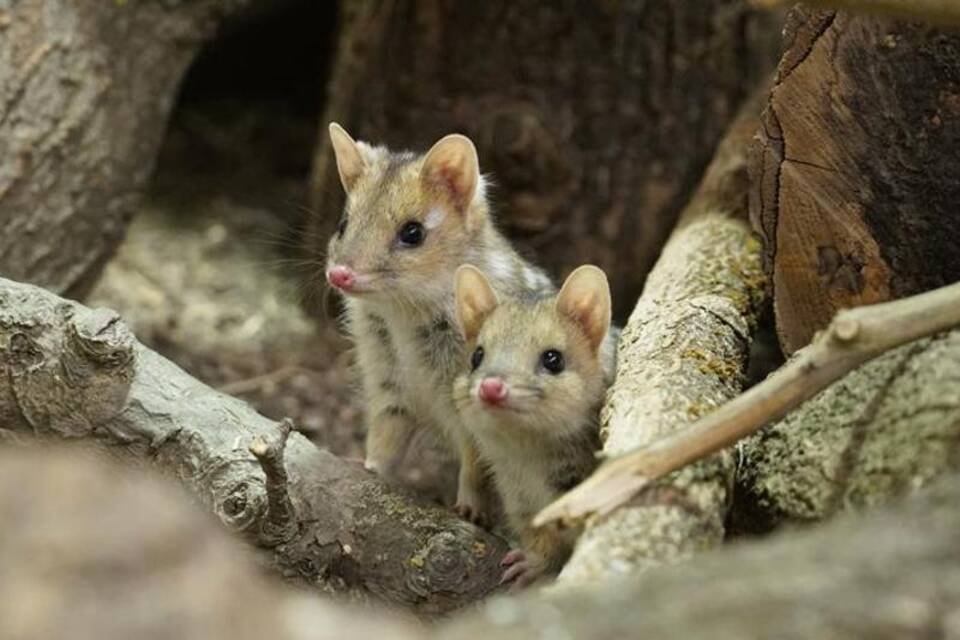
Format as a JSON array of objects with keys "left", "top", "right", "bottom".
[
  {"left": 499, "top": 549, "right": 548, "bottom": 590},
  {"left": 454, "top": 502, "right": 489, "bottom": 529}
]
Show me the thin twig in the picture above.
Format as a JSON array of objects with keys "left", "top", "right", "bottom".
[
  {"left": 249, "top": 418, "right": 297, "bottom": 543},
  {"left": 535, "top": 280, "right": 960, "bottom": 527},
  {"left": 218, "top": 365, "right": 318, "bottom": 396}
]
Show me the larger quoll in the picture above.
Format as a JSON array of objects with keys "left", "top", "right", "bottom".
[{"left": 324, "top": 124, "right": 553, "bottom": 523}]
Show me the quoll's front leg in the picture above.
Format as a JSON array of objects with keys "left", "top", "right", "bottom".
[
  {"left": 500, "top": 524, "right": 572, "bottom": 590},
  {"left": 351, "top": 310, "right": 419, "bottom": 476},
  {"left": 453, "top": 434, "right": 494, "bottom": 527},
  {"left": 364, "top": 406, "right": 419, "bottom": 476},
  {"left": 499, "top": 548, "right": 550, "bottom": 590}
]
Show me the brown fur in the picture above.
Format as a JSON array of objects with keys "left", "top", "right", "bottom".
[
  {"left": 453, "top": 265, "right": 617, "bottom": 584},
  {"left": 325, "top": 125, "right": 553, "bottom": 522}
]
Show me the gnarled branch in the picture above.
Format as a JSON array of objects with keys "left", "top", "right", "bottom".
[{"left": 0, "top": 276, "right": 507, "bottom": 615}]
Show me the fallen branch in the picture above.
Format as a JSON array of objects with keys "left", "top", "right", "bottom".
[
  {"left": 750, "top": 0, "right": 960, "bottom": 24},
  {"left": 546, "top": 94, "right": 768, "bottom": 585},
  {"left": 537, "top": 278, "right": 960, "bottom": 527},
  {"left": 0, "top": 276, "right": 507, "bottom": 614}
]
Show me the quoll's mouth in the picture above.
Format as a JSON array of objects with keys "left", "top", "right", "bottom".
[
  {"left": 475, "top": 378, "right": 543, "bottom": 412},
  {"left": 326, "top": 265, "right": 378, "bottom": 294}
]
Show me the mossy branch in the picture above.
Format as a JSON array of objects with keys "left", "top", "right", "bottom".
[{"left": 0, "top": 276, "right": 508, "bottom": 614}]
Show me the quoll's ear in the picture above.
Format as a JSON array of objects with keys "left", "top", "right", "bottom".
[
  {"left": 455, "top": 264, "right": 499, "bottom": 343},
  {"left": 556, "top": 265, "right": 611, "bottom": 352},
  {"left": 329, "top": 122, "right": 366, "bottom": 193},
  {"left": 420, "top": 134, "right": 480, "bottom": 213}
]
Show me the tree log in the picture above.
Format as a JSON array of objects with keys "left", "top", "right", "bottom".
[
  {"left": 0, "top": 276, "right": 506, "bottom": 615},
  {"left": 0, "top": 0, "right": 249, "bottom": 298},
  {"left": 546, "top": 97, "right": 767, "bottom": 585},
  {"left": 750, "top": 7, "right": 960, "bottom": 354},
  {"left": 444, "top": 471, "right": 960, "bottom": 639},
  {"left": 308, "top": 0, "right": 781, "bottom": 318},
  {"left": 734, "top": 328, "right": 960, "bottom": 528}
]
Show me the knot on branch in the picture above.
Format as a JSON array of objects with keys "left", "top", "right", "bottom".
[
  {"left": 405, "top": 530, "right": 475, "bottom": 599},
  {"left": 249, "top": 418, "right": 297, "bottom": 545},
  {"left": 66, "top": 307, "right": 135, "bottom": 370},
  {"left": 5, "top": 304, "right": 135, "bottom": 437}
]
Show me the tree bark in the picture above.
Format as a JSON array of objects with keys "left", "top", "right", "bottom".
[
  {"left": 547, "top": 97, "right": 767, "bottom": 585},
  {"left": 0, "top": 276, "right": 506, "bottom": 615},
  {"left": 443, "top": 471, "right": 960, "bottom": 640},
  {"left": 0, "top": 0, "right": 249, "bottom": 298},
  {"left": 0, "top": 446, "right": 426, "bottom": 640},
  {"left": 733, "top": 328, "right": 960, "bottom": 530},
  {"left": 308, "top": 0, "right": 781, "bottom": 318},
  {"left": 539, "top": 278, "right": 960, "bottom": 526},
  {"left": 750, "top": 6, "right": 960, "bottom": 354}
]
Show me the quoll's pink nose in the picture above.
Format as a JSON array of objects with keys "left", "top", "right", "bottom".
[
  {"left": 479, "top": 377, "right": 508, "bottom": 406},
  {"left": 327, "top": 265, "right": 355, "bottom": 290}
]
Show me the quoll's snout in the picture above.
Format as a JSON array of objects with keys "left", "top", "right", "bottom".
[
  {"left": 327, "top": 265, "right": 355, "bottom": 291},
  {"left": 479, "top": 377, "right": 508, "bottom": 406}
]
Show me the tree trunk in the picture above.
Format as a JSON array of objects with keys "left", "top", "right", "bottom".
[
  {"left": 750, "top": 6, "right": 960, "bottom": 354},
  {"left": 0, "top": 0, "right": 248, "bottom": 298},
  {"left": 308, "top": 0, "right": 781, "bottom": 318},
  {"left": 0, "top": 276, "right": 506, "bottom": 615},
  {"left": 549, "top": 96, "right": 767, "bottom": 584}
]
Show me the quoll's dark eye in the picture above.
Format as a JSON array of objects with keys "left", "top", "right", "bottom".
[
  {"left": 471, "top": 346, "right": 484, "bottom": 371},
  {"left": 336, "top": 215, "right": 347, "bottom": 238},
  {"left": 540, "top": 349, "right": 564, "bottom": 374},
  {"left": 397, "top": 221, "right": 425, "bottom": 247}
]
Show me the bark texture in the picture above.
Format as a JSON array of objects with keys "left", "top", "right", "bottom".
[
  {"left": 444, "top": 471, "right": 960, "bottom": 640},
  {"left": 309, "top": 0, "right": 781, "bottom": 318},
  {"left": 0, "top": 446, "right": 423, "bottom": 640},
  {"left": 734, "top": 328, "right": 960, "bottom": 528},
  {"left": 553, "top": 101, "right": 767, "bottom": 585},
  {"left": 0, "top": 276, "right": 507, "bottom": 614},
  {"left": 539, "top": 277, "right": 960, "bottom": 527},
  {"left": 750, "top": 7, "right": 960, "bottom": 353},
  {"left": 0, "top": 0, "right": 248, "bottom": 298}
]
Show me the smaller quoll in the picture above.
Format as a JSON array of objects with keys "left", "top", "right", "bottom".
[{"left": 452, "top": 263, "right": 617, "bottom": 587}]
